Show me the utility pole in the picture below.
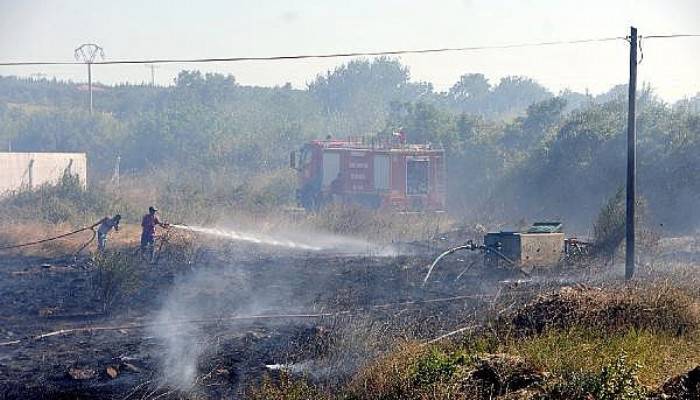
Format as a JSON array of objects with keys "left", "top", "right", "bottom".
[
  {"left": 111, "top": 155, "right": 121, "bottom": 187},
  {"left": 145, "top": 64, "right": 159, "bottom": 86},
  {"left": 625, "top": 26, "right": 638, "bottom": 280},
  {"left": 74, "top": 43, "right": 105, "bottom": 114}
]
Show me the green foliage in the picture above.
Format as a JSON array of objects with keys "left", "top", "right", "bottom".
[
  {"left": 0, "top": 63, "right": 698, "bottom": 232},
  {"left": 0, "top": 172, "right": 119, "bottom": 224},
  {"left": 308, "top": 57, "right": 431, "bottom": 134},
  {"left": 444, "top": 74, "right": 552, "bottom": 117},
  {"left": 593, "top": 187, "right": 627, "bottom": 259},
  {"left": 91, "top": 251, "right": 141, "bottom": 314},
  {"left": 542, "top": 353, "right": 647, "bottom": 400},
  {"left": 592, "top": 188, "right": 659, "bottom": 260},
  {"left": 411, "top": 348, "right": 470, "bottom": 386},
  {"left": 248, "top": 373, "right": 329, "bottom": 400},
  {"left": 151, "top": 167, "right": 297, "bottom": 222}
]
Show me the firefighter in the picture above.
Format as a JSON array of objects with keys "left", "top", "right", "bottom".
[
  {"left": 96, "top": 214, "right": 121, "bottom": 252},
  {"left": 392, "top": 128, "right": 406, "bottom": 145},
  {"left": 140, "top": 206, "right": 169, "bottom": 263}
]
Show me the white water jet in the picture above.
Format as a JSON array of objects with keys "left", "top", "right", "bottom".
[{"left": 172, "top": 224, "right": 323, "bottom": 251}]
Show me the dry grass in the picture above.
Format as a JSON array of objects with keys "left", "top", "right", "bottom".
[
  {"left": 248, "top": 373, "right": 331, "bottom": 400},
  {"left": 503, "top": 284, "right": 699, "bottom": 336},
  {"left": 502, "top": 329, "right": 700, "bottom": 387},
  {"left": 345, "top": 342, "right": 427, "bottom": 399},
  {"left": 247, "top": 283, "right": 700, "bottom": 399},
  {"left": 0, "top": 221, "right": 143, "bottom": 258},
  {"left": 306, "top": 204, "right": 452, "bottom": 242}
]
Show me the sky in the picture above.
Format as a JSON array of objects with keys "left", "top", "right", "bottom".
[{"left": 0, "top": 0, "right": 698, "bottom": 101}]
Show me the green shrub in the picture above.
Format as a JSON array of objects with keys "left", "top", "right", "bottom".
[
  {"left": 248, "top": 373, "right": 329, "bottom": 400},
  {"left": 542, "top": 352, "right": 647, "bottom": 400},
  {"left": 411, "top": 348, "right": 470, "bottom": 386},
  {"left": 593, "top": 188, "right": 627, "bottom": 259},
  {"left": 0, "top": 172, "right": 122, "bottom": 225},
  {"left": 592, "top": 188, "right": 659, "bottom": 262},
  {"left": 90, "top": 251, "right": 141, "bottom": 313}
]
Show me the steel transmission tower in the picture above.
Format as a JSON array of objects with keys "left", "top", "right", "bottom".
[
  {"left": 145, "top": 64, "right": 160, "bottom": 86},
  {"left": 74, "top": 43, "right": 105, "bottom": 114}
]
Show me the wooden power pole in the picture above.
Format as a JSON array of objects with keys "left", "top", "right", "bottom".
[{"left": 625, "top": 26, "right": 638, "bottom": 280}]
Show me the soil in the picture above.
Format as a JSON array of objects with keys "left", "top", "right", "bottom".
[
  {"left": 0, "top": 236, "right": 518, "bottom": 399},
  {"left": 1, "top": 234, "right": 697, "bottom": 399}
]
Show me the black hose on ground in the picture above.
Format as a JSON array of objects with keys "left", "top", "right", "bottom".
[{"left": 0, "top": 222, "right": 100, "bottom": 251}]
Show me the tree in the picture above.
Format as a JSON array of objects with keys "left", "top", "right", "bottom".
[
  {"left": 500, "top": 96, "right": 567, "bottom": 154},
  {"left": 489, "top": 76, "right": 551, "bottom": 117},
  {"left": 308, "top": 57, "right": 431, "bottom": 134},
  {"left": 446, "top": 73, "right": 491, "bottom": 113}
]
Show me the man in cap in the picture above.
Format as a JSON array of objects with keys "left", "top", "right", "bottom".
[{"left": 140, "top": 206, "right": 169, "bottom": 263}]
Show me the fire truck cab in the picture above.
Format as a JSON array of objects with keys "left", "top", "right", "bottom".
[{"left": 290, "top": 137, "right": 446, "bottom": 212}]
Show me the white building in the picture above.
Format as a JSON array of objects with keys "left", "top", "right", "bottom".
[{"left": 0, "top": 152, "right": 87, "bottom": 195}]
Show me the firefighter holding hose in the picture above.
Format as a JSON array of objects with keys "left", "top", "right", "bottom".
[
  {"left": 140, "top": 206, "right": 169, "bottom": 263},
  {"left": 96, "top": 214, "right": 121, "bottom": 252}
]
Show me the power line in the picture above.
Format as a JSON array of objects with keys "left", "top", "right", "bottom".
[
  {"left": 642, "top": 33, "right": 700, "bottom": 39},
  {"left": 0, "top": 33, "right": 696, "bottom": 69},
  {"left": 0, "top": 36, "right": 628, "bottom": 67}
]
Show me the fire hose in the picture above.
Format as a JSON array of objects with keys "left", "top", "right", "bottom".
[
  {"left": 0, "top": 292, "right": 497, "bottom": 347},
  {"left": 423, "top": 240, "right": 519, "bottom": 285},
  {"left": 0, "top": 221, "right": 100, "bottom": 257}
]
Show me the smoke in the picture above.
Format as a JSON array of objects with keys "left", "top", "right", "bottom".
[
  {"left": 148, "top": 223, "right": 405, "bottom": 391},
  {"left": 151, "top": 303, "right": 204, "bottom": 390},
  {"left": 148, "top": 267, "right": 259, "bottom": 391}
]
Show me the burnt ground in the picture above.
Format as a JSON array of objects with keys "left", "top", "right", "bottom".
[
  {"left": 1, "top": 235, "right": 696, "bottom": 399},
  {"left": 0, "top": 237, "right": 513, "bottom": 400}
]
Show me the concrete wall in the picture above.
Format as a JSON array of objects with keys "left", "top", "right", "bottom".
[{"left": 0, "top": 152, "right": 87, "bottom": 195}]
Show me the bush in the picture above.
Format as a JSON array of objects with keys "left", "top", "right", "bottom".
[
  {"left": 505, "top": 285, "right": 698, "bottom": 336},
  {"left": 593, "top": 188, "right": 659, "bottom": 262},
  {"left": 248, "top": 373, "right": 329, "bottom": 400},
  {"left": 0, "top": 172, "right": 121, "bottom": 225},
  {"left": 542, "top": 352, "right": 647, "bottom": 400},
  {"left": 91, "top": 251, "right": 141, "bottom": 313},
  {"left": 593, "top": 188, "right": 627, "bottom": 260},
  {"left": 411, "top": 348, "right": 470, "bottom": 386}
]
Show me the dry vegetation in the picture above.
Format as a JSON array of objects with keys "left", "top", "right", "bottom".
[
  {"left": 248, "top": 283, "right": 700, "bottom": 400},
  {"left": 1, "top": 177, "right": 699, "bottom": 400}
]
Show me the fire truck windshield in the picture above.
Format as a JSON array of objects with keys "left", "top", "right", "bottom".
[
  {"left": 407, "top": 159, "right": 429, "bottom": 195},
  {"left": 298, "top": 146, "right": 311, "bottom": 169}
]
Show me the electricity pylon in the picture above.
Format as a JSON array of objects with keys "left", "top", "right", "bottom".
[{"left": 74, "top": 43, "right": 105, "bottom": 114}]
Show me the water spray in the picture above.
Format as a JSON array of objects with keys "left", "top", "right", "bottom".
[
  {"left": 170, "top": 224, "right": 399, "bottom": 256},
  {"left": 170, "top": 224, "right": 323, "bottom": 251}
]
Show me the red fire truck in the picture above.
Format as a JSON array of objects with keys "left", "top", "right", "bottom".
[{"left": 290, "top": 136, "right": 446, "bottom": 212}]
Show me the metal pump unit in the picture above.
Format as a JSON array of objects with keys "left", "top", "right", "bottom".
[{"left": 424, "top": 222, "right": 589, "bottom": 283}]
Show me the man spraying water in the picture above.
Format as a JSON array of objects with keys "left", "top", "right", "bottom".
[{"left": 141, "top": 206, "right": 169, "bottom": 263}]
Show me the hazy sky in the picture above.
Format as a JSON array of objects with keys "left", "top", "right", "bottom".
[{"left": 0, "top": 0, "right": 698, "bottom": 100}]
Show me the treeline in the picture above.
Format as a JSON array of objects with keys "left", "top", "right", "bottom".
[{"left": 0, "top": 58, "right": 698, "bottom": 231}]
